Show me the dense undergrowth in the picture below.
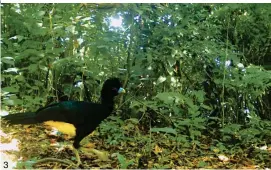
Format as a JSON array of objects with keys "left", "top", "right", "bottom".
[{"left": 1, "top": 3, "right": 271, "bottom": 169}]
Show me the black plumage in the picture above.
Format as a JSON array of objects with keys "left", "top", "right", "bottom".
[{"left": 2, "top": 78, "right": 125, "bottom": 148}]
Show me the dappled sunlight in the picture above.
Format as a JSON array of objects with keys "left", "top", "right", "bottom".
[
  {"left": 0, "top": 110, "right": 9, "bottom": 116},
  {"left": 0, "top": 138, "right": 19, "bottom": 152},
  {"left": 0, "top": 130, "right": 20, "bottom": 168}
]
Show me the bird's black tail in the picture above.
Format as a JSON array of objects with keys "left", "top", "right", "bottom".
[{"left": 2, "top": 112, "right": 38, "bottom": 124}]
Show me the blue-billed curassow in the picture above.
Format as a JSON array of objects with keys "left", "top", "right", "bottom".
[{"left": 2, "top": 78, "right": 125, "bottom": 149}]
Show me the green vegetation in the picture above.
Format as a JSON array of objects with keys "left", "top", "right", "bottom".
[{"left": 1, "top": 3, "right": 271, "bottom": 169}]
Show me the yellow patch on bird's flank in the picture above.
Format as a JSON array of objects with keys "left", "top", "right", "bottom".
[{"left": 43, "top": 121, "right": 76, "bottom": 137}]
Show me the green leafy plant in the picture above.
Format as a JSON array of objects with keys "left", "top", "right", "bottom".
[{"left": 116, "top": 153, "right": 134, "bottom": 169}]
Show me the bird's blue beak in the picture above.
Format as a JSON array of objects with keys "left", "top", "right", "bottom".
[{"left": 118, "top": 87, "right": 126, "bottom": 94}]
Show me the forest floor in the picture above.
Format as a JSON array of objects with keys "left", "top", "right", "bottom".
[{"left": 1, "top": 116, "right": 270, "bottom": 169}]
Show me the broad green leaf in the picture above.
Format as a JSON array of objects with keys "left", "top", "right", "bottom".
[
  {"left": 28, "top": 64, "right": 38, "bottom": 72},
  {"left": 157, "top": 76, "right": 166, "bottom": 84},
  {"left": 3, "top": 99, "right": 22, "bottom": 105},
  {"left": 2, "top": 57, "right": 15, "bottom": 65},
  {"left": 156, "top": 92, "right": 174, "bottom": 104},
  {"left": 66, "top": 25, "right": 75, "bottom": 33},
  {"left": 198, "top": 161, "right": 207, "bottom": 168},
  {"left": 151, "top": 127, "right": 177, "bottom": 135},
  {"left": 2, "top": 87, "right": 19, "bottom": 93},
  {"left": 37, "top": 11, "right": 45, "bottom": 17},
  {"left": 3, "top": 68, "right": 18, "bottom": 73},
  {"left": 15, "top": 75, "right": 25, "bottom": 82},
  {"left": 13, "top": 98, "right": 24, "bottom": 105}
]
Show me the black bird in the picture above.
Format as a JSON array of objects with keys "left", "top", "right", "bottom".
[{"left": 2, "top": 78, "right": 125, "bottom": 149}]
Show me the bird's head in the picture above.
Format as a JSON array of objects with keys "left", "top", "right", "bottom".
[{"left": 102, "top": 78, "right": 126, "bottom": 97}]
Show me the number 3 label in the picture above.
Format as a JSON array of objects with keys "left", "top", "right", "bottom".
[
  {"left": 3, "top": 161, "right": 9, "bottom": 168},
  {"left": 1, "top": 161, "right": 12, "bottom": 169}
]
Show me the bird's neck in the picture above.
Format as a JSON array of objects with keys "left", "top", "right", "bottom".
[
  {"left": 101, "top": 97, "right": 113, "bottom": 104},
  {"left": 101, "top": 95, "right": 114, "bottom": 111}
]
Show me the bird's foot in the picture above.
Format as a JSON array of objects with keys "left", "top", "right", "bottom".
[{"left": 68, "top": 145, "right": 82, "bottom": 167}]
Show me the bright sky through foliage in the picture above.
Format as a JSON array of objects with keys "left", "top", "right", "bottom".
[{"left": 109, "top": 16, "right": 123, "bottom": 28}]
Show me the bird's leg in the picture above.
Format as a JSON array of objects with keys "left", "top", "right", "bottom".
[
  {"left": 74, "top": 148, "right": 81, "bottom": 167},
  {"left": 73, "top": 127, "right": 87, "bottom": 148},
  {"left": 72, "top": 126, "right": 92, "bottom": 166},
  {"left": 69, "top": 145, "right": 81, "bottom": 167},
  {"left": 73, "top": 126, "right": 94, "bottom": 149}
]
